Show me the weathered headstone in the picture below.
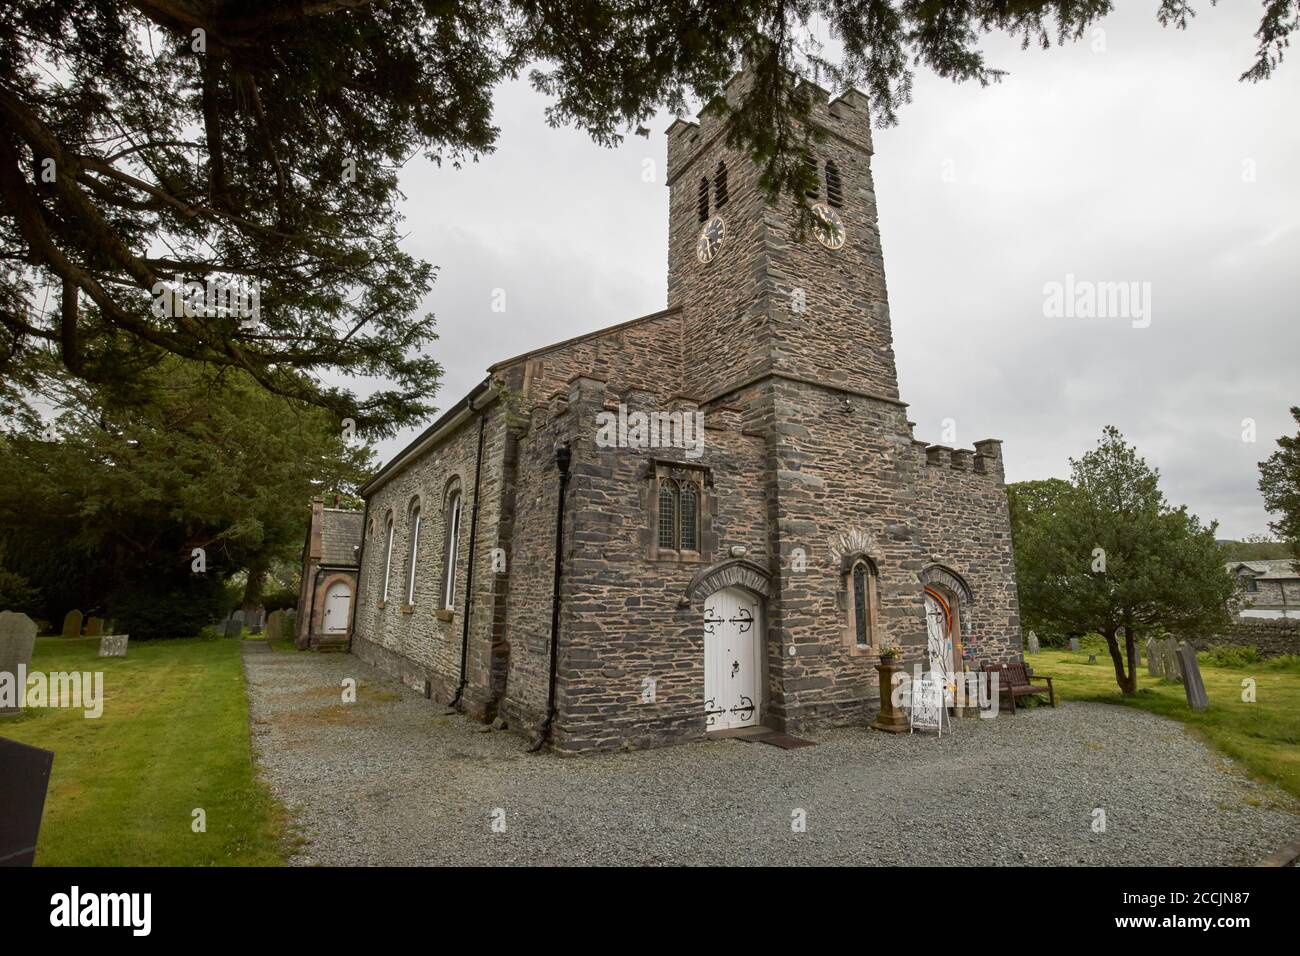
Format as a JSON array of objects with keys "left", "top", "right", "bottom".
[
  {"left": 224, "top": 609, "right": 245, "bottom": 638},
  {"left": 1025, "top": 630, "right": 1040, "bottom": 654},
  {"left": 1162, "top": 637, "right": 1182, "bottom": 682},
  {"left": 84, "top": 616, "right": 103, "bottom": 636},
  {"left": 1087, "top": 654, "right": 1097, "bottom": 664},
  {"left": 61, "top": 609, "right": 82, "bottom": 637},
  {"left": 0, "top": 611, "right": 39, "bottom": 715},
  {"left": 1146, "top": 637, "right": 1159, "bottom": 677},
  {"left": 0, "top": 737, "right": 55, "bottom": 864},
  {"left": 1134, "top": 641, "right": 1142, "bottom": 666},
  {"left": 265, "top": 610, "right": 282, "bottom": 642},
  {"left": 98, "top": 634, "right": 129, "bottom": 658},
  {"left": 1175, "top": 642, "right": 1208, "bottom": 710},
  {"left": 1068, "top": 637, "right": 1080, "bottom": 652}
]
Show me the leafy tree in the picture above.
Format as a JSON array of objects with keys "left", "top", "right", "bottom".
[
  {"left": 1219, "top": 534, "right": 1292, "bottom": 562},
  {"left": 1258, "top": 406, "right": 1300, "bottom": 563},
  {"left": 1, "top": 1, "right": 1292, "bottom": 425},
  {"left": 1009, "top": 427, "right": 1234, "bottom": 694},
  {"left": 0, "top": 357, "right": 373, "bottom": 637}
]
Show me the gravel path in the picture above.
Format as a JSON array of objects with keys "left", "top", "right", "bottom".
[{"left": 244, "top": 645, "right": 1298, "bottom": 866}]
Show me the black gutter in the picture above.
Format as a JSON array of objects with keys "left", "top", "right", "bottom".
[
  {"left": 450, "top": 409, "right": 488, "bottom": 709},
  {"left": 528, "top": 443, "right": 571, "bottom": 753}
]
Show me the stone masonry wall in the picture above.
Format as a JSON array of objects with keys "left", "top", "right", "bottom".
[{"left": 353, "top": 399, "right": 510, "bottom": 719}]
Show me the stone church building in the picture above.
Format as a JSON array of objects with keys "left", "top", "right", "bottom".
[{"left": 350, "top": 68, "right": 1023, "bottom": 753}]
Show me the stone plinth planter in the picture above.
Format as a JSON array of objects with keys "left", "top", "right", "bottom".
[{"left": 870, "top": 659, "right": 909, "bottom": 733}]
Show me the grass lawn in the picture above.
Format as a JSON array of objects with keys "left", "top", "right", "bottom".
[
  {"left": 1026, "top": 641, "right": 1300, "bottom": 801},
  {"left": 0, "top": 635, "right": 289, "bottom": 866}
]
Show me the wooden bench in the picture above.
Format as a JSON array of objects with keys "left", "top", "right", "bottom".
[{"left": 983, "top": 662, "right": 1055, "bottom": 714}]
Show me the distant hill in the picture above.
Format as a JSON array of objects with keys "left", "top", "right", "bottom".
[{"left": 1219, "top": 539, "right": 1294, "bottom": 561}]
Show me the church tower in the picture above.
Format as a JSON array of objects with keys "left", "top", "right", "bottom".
[{"left": 665, "top": 70, "right": 901, "bottom": 406}]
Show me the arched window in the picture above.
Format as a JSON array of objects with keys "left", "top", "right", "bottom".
[
  {"left": 697, "top": 176, "right": 710, "bottom": 223},
  {"left": 825, "top": 160, "right": 843, "bottom": 207},
  {"left": 441, "top": 490, "right": 463, "bottom": 610},
  {"left": 404, "top": 502, "right": 422, "bottom": 605},
  {"left": 714, "top": 161, "right": 729, "bottom": 208},
  {"left": 381, "top": 514, "right": 395, "bottom": 602},
  {"left": 845, "top": 557, "right": 878, "bottom": 651},
  {"left": 656, "top": 476, "right": 701, "bottom": 552}
]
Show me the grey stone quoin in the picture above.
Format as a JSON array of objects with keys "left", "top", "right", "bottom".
[{"left": 349, "top": 62, "right": 1023, "bottom": 753}]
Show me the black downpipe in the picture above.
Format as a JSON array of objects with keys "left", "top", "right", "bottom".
[
  {"left": 347, "top": 496, "right": 371, "bottom": 654},
  {"left": 450, "top": 409, "right": 487, "bottom": 709},
  {"left": 528, "top": 443, "right": 571, "bottom": 753}
]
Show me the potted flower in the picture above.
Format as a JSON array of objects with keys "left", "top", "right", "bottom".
[
  {"left": 878, "top": 643, "right": 901, "bottom": 663},
  {"left": 870, "top": 642, "right": 908, "bottom": 733}
]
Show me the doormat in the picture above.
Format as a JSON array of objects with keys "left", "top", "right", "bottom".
[{"left": 740, "top": 730, "right": 816, "bottom": 750}]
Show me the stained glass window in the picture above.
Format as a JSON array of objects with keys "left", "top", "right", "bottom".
[{"left": 852, "top": 562, "right": 868, "bottom": 646}]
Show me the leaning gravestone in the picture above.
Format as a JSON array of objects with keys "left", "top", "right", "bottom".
[
  {"left": 1175, "top": 642, "right": 1209, "bottom": 710},
  {"left": 0, "top": 611, "right": 39, "bottom": 716},
  {"left": 84, "top": 616, "right": 102, "bottom": 636},
  {"left": 1068, "top": 637, "right": 1080, "bottom": 652},
  {"left": 61, "top": 609, "right": 82, "bottom": 637},
  {"left": 98, "top": 634, "right": 129, "bottom": 658},
  {"left": 1146, "top": 637, "right": 1160, "bottom": 677},
  {"left": 1026, "top": 630, "right": 1040, "bottom": 654}
]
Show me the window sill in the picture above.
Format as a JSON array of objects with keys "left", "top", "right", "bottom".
[
  {"left": 400, "top": 604, "right": 414, "bottom": 615},
  {"left": 649, "top": 549, "right": 705, "bottom": 564},
  {"left": 377, "top": 600, "right": 387, "bottom": 610},
  {"left": 435, "top": 609, "right": 454, "bottom": 623}
]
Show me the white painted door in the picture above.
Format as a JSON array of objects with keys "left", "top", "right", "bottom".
[
  {"left": 323, "top": 581, "right": 352, "bottom": 634},
  {"left": 924, "top": 590, "right": 954, "bottom": 706},
  {"left": 703, "top": 587, "right": 762, "bottom": 731}
]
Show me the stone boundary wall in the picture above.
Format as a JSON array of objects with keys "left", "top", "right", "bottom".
[{"left": 1184, "top": 619, "right": 1300, "bottom": 658}]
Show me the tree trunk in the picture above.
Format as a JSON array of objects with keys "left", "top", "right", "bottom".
[
  {"left": 241, "top": 558, "right": 267, "bottom": 623},
  {"left": 1123, "top": 625, "right": 1140, "bottom": 694},
  {"left": 1101, "top": 626, "right": 1135, "bottom": 695}
]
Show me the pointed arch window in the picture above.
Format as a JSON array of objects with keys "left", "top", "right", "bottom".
[
  {"left": 697, "top": 177, "right": 710, "bottom": 222},
  {"left": 825, "top": 159, "right": 843, "bottom": 207},
  {"left": 404, "top": 503, "right": 422, "bottom": 605},
  {"left": 381, "top": 514, "right": 395, "bottom": 602},
  {"left": 844, "top": 557, "right": 879, "bottom": 652},
  {"left": 714, "top": 161, "right": 729, "bottom": 208},
  {"left": 441, "top": 490, "right": 463, "bottom": 610}
]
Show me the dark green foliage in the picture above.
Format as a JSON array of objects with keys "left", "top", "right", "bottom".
[
  {"left": 1258, "top": 406, "right": 1300, "bottom": 562},
  {"left": 1, "top": 2, "right": 1292, "bottom": 423},
  {"left": 1203, "top": 643, "right": 1264, "bottom": 668},
  {"left": 109, "top": 574, "right": 230, "bottom": 642}
]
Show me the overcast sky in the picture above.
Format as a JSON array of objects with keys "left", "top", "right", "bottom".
[{"left": 372, "top": 3, "right": 1298, "bottom": 539}]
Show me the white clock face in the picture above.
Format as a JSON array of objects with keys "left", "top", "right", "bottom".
[
  {"left": 696, "top": 215, "right": 725, "bottom": 264},
  {"left": 811, "top": 202, "right": 846, "bottom": 250}
]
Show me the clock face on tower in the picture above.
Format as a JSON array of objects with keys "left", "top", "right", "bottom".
[
  {"left": 696, "top": 215, "right": 726, "bottom": 264},
  {"left": 811, "top": 202, "right": 846, "bottom": 250}
]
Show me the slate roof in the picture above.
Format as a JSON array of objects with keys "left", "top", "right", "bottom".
[
  {"left": 1227, "top": 559, "right": 1300, "bottom": 580},
  {"left": 320, "top": 508, "right": 363, "bottom": 567}
]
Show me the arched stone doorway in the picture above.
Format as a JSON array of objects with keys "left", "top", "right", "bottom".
[
  {"left": 686, "top": 558, "right": 770, "bottom": 733},
  {"left": 921, "top": 565, "right": 973, "bottom": 702}
]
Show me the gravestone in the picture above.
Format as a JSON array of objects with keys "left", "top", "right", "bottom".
[
  {"left": 84, "top": 616, "right": 102, "bottom": 636},
  {"left": 265, "top": 610, "right": 282, "bottom": 642},
  {"left": 1175, "top": 642, "right": 1209, "bottom": 710},
  {"left": 1087, "top": 654, "right": 1097, "bottom": 664},
  {"left": 223, "top": 609, "right": 244, "bottom": 638},
  {"left": 1162, "top": 638, "right": 1182, "bottom": 682},
  {"left": 1134, "top": 641, "right": 1142, "bottom": 666},
  {"left": 1025, "top": 630, "right": 1040, "bottom": 654},
  {"left": 61, "top": 609, "right": 82, "bottom": 637},
  {"left": 98, "top": 634, "right": 129, "bottom": 658},
  {"left": 0, "top": 737, "right": 55, "bottom": 865},
  {"left": 0, "top": 611, "right": 39, "bottom": 716},
  {"left": 1146, "top": 637, "right": 1159, "bottom": 677},
  {"left": 1068, "top": 637, "right": 1080, "bottom": 652}
]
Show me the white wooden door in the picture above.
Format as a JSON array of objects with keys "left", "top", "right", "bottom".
[
  {"left": 324, "top": 581, "right": 352, "bottom": 634},
  {"left": 703, "top": 587, "right": 762, "bottom": 730}
]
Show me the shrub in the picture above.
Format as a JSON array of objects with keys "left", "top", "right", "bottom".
[
  {"left": 1202, "top": 643, "right": 1263, "bottom": 668},
  {"left": 109, "top": 575, "right": 231, "bottom": 641}
]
